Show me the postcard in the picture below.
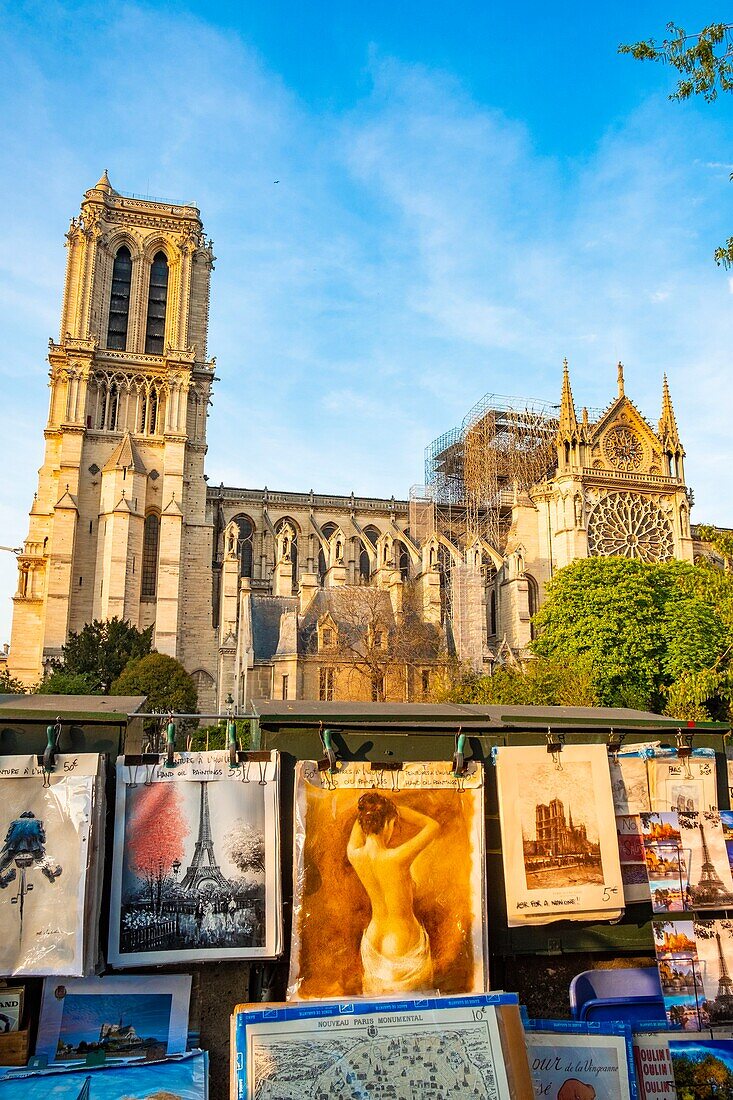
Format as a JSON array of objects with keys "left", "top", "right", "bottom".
[
  {"left": 287, "top": 760, "right": 486, "bottom": 1000},
  {"left": 648, "top": 749, "right": 718, "bottom": 814},
  {"left": 0, "top": 1050, "right": 208, "bottom": 1097},
  {"left": 669, "top": 1038, "right": 733, "bottom": 1097},
  {"left": 0, "top": 754, "right": 103, "bottom": 977},
  {"left": 641, "top": 812, "right": 733, "bottom": 913},
  {"left": 634, "top": 1030, "right": 733, "bottom": 1099},
  {"left": 35, "top": 974, "right": 192, "bottom": 1063},
  {"left": 653, "top": 919, "right": 733, "bottom": 1030},
  {"left": 609, "top": 752, "right": 652, "bottom": 815},
  {"left": 526, "top": 1030, "right": 632, "bottom": 1100},
  {"left": 108, "top": 751, "right": 281, "bottom": 966},
  {"left": 496, "top": 745, "right": 623, "bottom": 926},
  {"left": 0, "top": 986, "right": 23, "bottom": 1033},
  {"left": 616, "top": 814, "right": 650, "bottom": 905},
  {"left": 233, "top": 994, "right": 529, "bottom": 1099}
]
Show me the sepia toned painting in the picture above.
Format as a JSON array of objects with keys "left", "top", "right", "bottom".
[
  {"left": 497, "top": 745, "right": 623, "bottom": 926},
  {"left": 519, "top": 761, "right": 603, "bottom": 891},
  {"left": 287, "top": 760, "right": 486, "bottom": 1000}
]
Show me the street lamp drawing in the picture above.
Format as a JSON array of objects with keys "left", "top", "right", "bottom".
[{"left": 0, "top": 811, "right": 62, "bottom": 942}]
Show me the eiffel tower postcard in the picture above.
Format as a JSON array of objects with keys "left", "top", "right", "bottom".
[
  {"left": 108, "top": 752, "right": 281, "bottom": 966},
  {"left": 679, "top": 812, "right": 733, "bottom": 910}
]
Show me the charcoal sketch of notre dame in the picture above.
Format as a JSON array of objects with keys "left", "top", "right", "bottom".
[
  {"left": 347, "top": 791, "right": 439, "bottom": 995},
  {"left": 0, "top": 811, "right": 62, "bottom": 888}
]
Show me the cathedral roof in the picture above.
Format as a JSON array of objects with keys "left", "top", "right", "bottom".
[
  {"left": 251, "top": 597, "right": 298, "bottom": 661},
  {"left": 103, "top": 433, "right": 146, "bottom": 474}
]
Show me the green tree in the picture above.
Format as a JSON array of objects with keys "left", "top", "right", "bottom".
[
  {"left": 530, "top": 558, "right": 733, "bottom": 718},
  {"left": 110, "top": 652, "right": 198, "bottom": 715},
  {"left": 443, "top": 656, "right": 598, "bottom": 707},
  {"left": 619, "top": 22, "right": 733, "bottom": 265},
  {"left": 37, "top": 670, "right": 99, "bottom": 695},
  {"left": 0, "top": 668, "right": 26, "bottom": 694},
  {"left": 51, "top": 618, "right": 153, "bottom": 693}
]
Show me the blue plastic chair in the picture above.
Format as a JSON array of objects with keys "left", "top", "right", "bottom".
[{"left": 569, "top": 967, "right": 666, "bottom": 1026}]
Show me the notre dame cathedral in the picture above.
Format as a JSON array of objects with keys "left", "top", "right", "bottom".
[{"left": 7, "top": 178, "right": 694, "bottom": 711}]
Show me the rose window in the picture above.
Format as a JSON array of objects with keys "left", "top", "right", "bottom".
[
  {"left": 603, "top": 426, "right": 644, "bottom": 471},
  {"left": 586, "top": 492, "right": 674, "bottom": 563}
]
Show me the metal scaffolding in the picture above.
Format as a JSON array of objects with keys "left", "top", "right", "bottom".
[{"left": 425, "top": 392, "right": 562, "bottom": 552}]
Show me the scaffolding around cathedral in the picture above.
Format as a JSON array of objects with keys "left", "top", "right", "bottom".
[{"left": 425, "top": 392, "right": 562, "bottom": 552}]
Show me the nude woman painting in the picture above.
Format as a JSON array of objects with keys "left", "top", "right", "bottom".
[{"left": 347, "top": 791, "right": 439, "bottom": 995}]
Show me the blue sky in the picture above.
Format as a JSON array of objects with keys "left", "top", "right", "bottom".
[{"left": 1, "top": 2, "right": 733, "bottom": 644}]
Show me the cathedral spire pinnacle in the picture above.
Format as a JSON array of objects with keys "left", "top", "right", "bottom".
[
  {"left": 659, "top": 373, "right": 680, "bottom": 442},
  {"left": 559, "top": 358, "right": 578, "bottom": 432},
  {"left": 93, "top": 169, "right": 115, "bottom": 195},
  {"left": 617, "top": 361, "right": 625, "bottom": 397}
]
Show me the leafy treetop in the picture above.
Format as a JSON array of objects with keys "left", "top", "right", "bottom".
[
  {"left": 49, "top": 618, "right": 153, "bottom": 694},
  {"left": 619, "top": 22, "right": 733, "bottom": 266},
  {"left": 110, "top": 652, "right": 198, "bottom": 716}
]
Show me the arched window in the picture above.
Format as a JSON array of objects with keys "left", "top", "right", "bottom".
[
  {"left": 489, "top": 589, "right": 497, "bottom": 636},
  {"left": 318, "top": 522, "right": 337, "bottom": 584},
  {"left": 107, "top": 246, "right": 132, "bottom": 350},
  {"left": 233, "top": 515, "right": 255, "bottom": 577},
  {"left": 360, "top": 526, "right": 380, "bottom": 582},
  {"left": 395, "top": 540, "right": 410, "bottom": 581},
  {"left": 526, "top": 573, "right": 539, "bottom": 640},
  {"left": 144, "top": 251, "right": 169, "bottom": 355},
  {"left": 141, "top": 513, "right": 160, "bottom": 598}
]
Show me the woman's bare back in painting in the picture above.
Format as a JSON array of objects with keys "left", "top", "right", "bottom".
[{"left": 347, "top": 793, "right": 439, "bottom": 993}]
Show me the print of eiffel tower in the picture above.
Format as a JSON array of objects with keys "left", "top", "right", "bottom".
[
  {"left": 707, "top": 932, "right": 733, "bottom": 1024},
  {"left": 689, "top": 822, "right": 733, "bottom": 907},
  {"left": 179, "top": 782, "right": 231, "bottom": 893}
]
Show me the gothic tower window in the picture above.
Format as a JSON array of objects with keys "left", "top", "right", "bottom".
[
  {"left": 106, "top": 246, "right": 132, "bottom": 350},
  {"left": 526, "top": 573, "right": 539, "bottom": 640},
  {"left": 144, "top": 251, "right": 169, "bottom": 355},
  {"left": 141, "top": 512, "right": 160, "bottom": 598},
  {"left": 395, "top": 540, "right": 410, "bottom": 581},
  {"left": 318, "top": 522, "right": 337, "bottom": 583},
  {"left": 360, "top": 526, "right": 380, "bottom": 582},
  {"left": 232, "top": 515, "right": 254, "bottom": 577}
]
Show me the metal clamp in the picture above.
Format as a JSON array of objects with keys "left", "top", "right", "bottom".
[
  {"left": 607, "top": 728, "right": 626, "bottom": 757},
  {"left": 318, "top": 727, "right": 339, "bottom": 774},
  {"left": 39, "top": 718, "right": 62, "bottom": 783},
  {"left": 165, "top": 718, "right": 177, "bottom": 768},
  {"left": 452, "top": 729, "right": 468, "bottom": 778}
]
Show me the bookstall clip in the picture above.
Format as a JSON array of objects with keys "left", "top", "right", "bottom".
[
  {"left": 452, "top": 729, "right": 468, "bottom": 778},
  {"left": 606, "top": 728, "right": 625, "bottom": 759},
  {"left": 546, "top": 728, "right": 565, "bottom": 770},
  {"left": 39, "top": 718, "right": 62, "bottom": 785},
  {"left": 676, "top": 727, "right": 695, "bottom": 779},
  {"left": 319, "top": 726, "right": 339, "bottom": 774},
  {"left": 165, "top": 717, "right": 177, "bottom": 768}
]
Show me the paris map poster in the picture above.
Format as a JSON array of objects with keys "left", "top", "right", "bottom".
[
  {"left": 287, "top": 759, "right": 486, "bottom": 1000},
  {"left": 233, "top": 994, "right": 531, "bottom": 1099},
  {"left": 0, "top": 754, "right": 103, "bottom": 977},
  {"left": 108, "top": 751, "right": 281, "bottom": 966},
  {"left": 496, "top": 744, "right": 623, "bottom": 926}
]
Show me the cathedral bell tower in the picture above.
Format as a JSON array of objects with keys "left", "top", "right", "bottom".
[{"left": 8, "top": 174, "right": 218, "bottom": 694}]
